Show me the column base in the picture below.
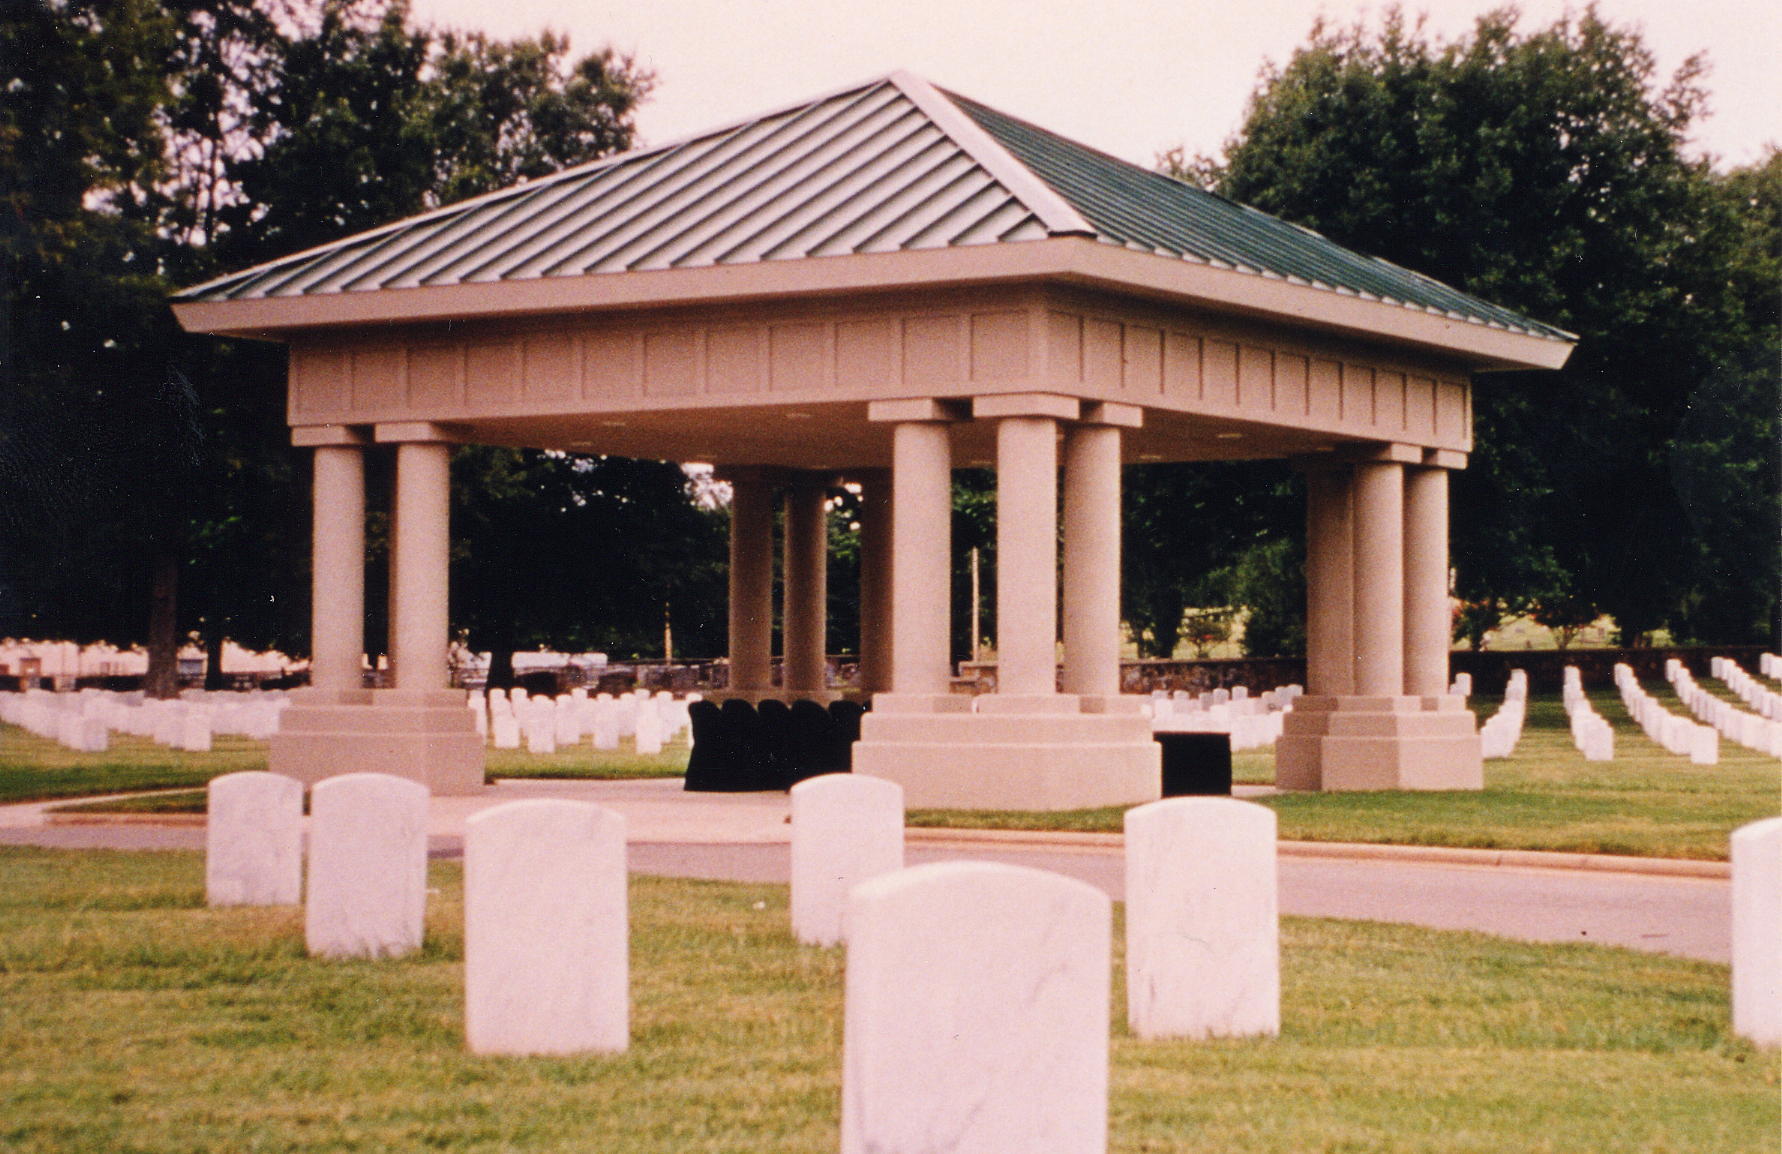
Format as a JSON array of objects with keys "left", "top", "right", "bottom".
[
  {"left": 852, "top": 696, "right": 1160, "bottom": 810},
  {"left": 268, "top": 688, "right": 485, "bottom": 795},
  {"left": 1276, "top": 695, "right": 1482, "bottom": 792}
]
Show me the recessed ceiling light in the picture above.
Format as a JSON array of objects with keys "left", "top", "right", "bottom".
[
  {"left": 1138, "top": 453, "right": 1163, "bottom": 461},
  {"left": 785, "top": 411, "right": 814, "bottom": 420},
  {"left": 1215, "top": 432, "right": 1244, "bottom": 440},
  {"left": 568, "top": 440, "right": 594, "bottom": 448},
  {"left": 600, "top": 419, "right": 628, "bottom": 428}
]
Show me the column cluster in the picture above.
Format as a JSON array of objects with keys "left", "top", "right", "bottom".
[
  {"left": 1302, "top": 447, "right": 1461, "bottom": 701},
  {"left": 300, "top": 424, "right": 460, "bottom": 696},
  {"left": 853, "top": 395, "right": 1141, "bottom": 711},
  {"left": 718, "top": 467, "right": 847, "bottom": 700}
]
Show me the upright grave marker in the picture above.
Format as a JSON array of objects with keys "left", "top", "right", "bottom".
[
  {"left": 1732, "top": 816, "right": 1782, "bottom": 1048},
  {"left": 841, "top": 861, "right": 1110, "bottom": 1154},
  {"left": 205, "top": 771, "right": 304, "bottom": 906},
  {"left": 1124, "top": 797, "right": 1280, "bottom": 1039},
  {"left": 464, "top": 799, "right": 628, "bottom": 1054},
  {"left": 790, "top": 774, "right": 903, "bottom": 947},
  {"left": 305, "top": 773, "right": 429, "bottom": 959}
]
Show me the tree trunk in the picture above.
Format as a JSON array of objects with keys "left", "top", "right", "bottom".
[
  {"left": 144, "top": 551, "right": 181, "bottom": 699},
  {"left": 203, "top": 617, "right": 228, "bottom": 691}
]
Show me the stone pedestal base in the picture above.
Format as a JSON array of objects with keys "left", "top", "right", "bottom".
[
  {"left": 269, "top": 688, "right": 485, "bottom": 795},
  {"left": 1276, "top": 695, "right": 1481, "bottom": 792},
  {"left": 853, "top": 695, "right": 1161, "bottom": 810}
]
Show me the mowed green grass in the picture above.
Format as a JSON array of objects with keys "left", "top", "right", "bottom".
[
  {"left": 0, "top": 847, "right": 1773, "bottom": 1153},
  {"left": 912, "top": 684, "right": 1781, "bottom": 860},
  {"left": 0, "top": 730, "right": 265, "bottom": 804},
  {"left": 0, "top": 724, "right": 689, "bottom": 806},
  {"left": 12, "top": 680, "right": 1779, "bottom": 858}
]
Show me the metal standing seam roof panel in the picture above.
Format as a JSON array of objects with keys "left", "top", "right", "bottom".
[
  {"left": 947, "top": 91, "right": 1574, "bottom": 341},
  {"left": 172, "top": 71, "right": 1572, "bottom": 346}
]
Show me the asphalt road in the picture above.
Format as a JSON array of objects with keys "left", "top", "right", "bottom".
[
  {"left": 1, "top": 824, "right": 1730, "bottom": 963},
  {"left": 627, "top": 839, "right": 1732, "bottom": 963}
]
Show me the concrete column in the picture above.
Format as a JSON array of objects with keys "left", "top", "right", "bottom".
[
  {"left": 996, "top": 416, "right": 1059, "bottom": 697},
  {"left": 390, "top": 441, "right": 452, "bottom": 692},
  {"left": 855, "top": 471, "right": 894, "bottom": 695},
  {"left": 782, "top": 477, "right": 830, "bottom": 695},
  {"left": 889, "top": 421, "right": 953, "bottom": 696},
  {"left": 1403, "top": 465, "right": 1451, "bottom": 698},
  {"left": 727, "top": 473, "right": 775, "bottom": 694},
  {"left": 1304, "top": 466, "right": 1355, "bottom": 697},
  {"left": 1351, "top": 460, "right": 1405, "bottom": 697},
  {"left": 310, "top": 445, "right": 366, "bottom": 693},
  {"left": 1060, "top": 423, "right": 1121, "bottom": 698}
]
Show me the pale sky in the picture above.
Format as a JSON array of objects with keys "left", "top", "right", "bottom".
[{"left": 405, "top": 0, "right": 1779, "bottom": 171}]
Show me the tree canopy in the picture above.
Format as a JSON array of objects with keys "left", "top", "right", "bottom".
[
  {"left": 1165, "top": 4, "right": 1778, "bottom": 649},
  {"left": 0, "top": 0, "right": 718, "bottom": 692}
]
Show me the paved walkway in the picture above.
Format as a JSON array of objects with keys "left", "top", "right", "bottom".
[{"left": 0, "top": 778, "right": 1733, "bottom": 963}]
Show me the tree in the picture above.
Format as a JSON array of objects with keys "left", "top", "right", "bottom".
[
  {"left": 2, "top": 0, "right": 678, "bottom": 692},
  {"left": 450, "top": 450, "right": 726, "bottom": 686},
  {"left": 1182, "top": 5, "right": 1772, "bottom": 646}
]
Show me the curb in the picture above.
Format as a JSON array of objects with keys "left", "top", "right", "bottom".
[
  {"left": 46, "top": 812, "right": 208, "bottom": 828},
  {"left": 903, "top": 826, "right": 1731, "bottom": 879}
]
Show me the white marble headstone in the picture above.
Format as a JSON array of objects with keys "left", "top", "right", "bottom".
[
  {"left": 841, "top": 861, "right": 1110, "bottom": 1154},
  {"left": 1732, "top": 816, "right": 1782, "bottom": 1048},
  {"left": 1124, "top": 797, "right": 1280, "bottom": 1040},
  {"left": 304, "top": 773, "right": 430, "bottom": 959},
  {"left": 790, "top": 774, "right": 904, "bottom": 947},
  {"left": 181, "top": 707, "right": 213, "bottom": 753},
  {"left": 205, "top": 771, "right": 304, "bottom": 906},
  {"left": 464, "top": 799, "right": 628, "bottom": 1055}
]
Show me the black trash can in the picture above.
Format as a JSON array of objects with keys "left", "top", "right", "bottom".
[{"left": 1154, "top": 732, "right": 1233, "bottom": 796}]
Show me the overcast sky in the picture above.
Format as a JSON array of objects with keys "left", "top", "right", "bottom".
[{"left": 405, "top": 0, "right": 1778, "bottom": 171}]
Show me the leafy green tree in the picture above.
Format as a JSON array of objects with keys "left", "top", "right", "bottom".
[
  {"left": 1182, "top": 5, "right": 1770, "bottom": 646},
  {"left": 450, "top": 450, "right": 726, "bottom": 686},
  {"left": 3, "top": 0, "right": 680, "bottom": 692}
]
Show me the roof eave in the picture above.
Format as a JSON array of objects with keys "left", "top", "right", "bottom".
[{"left": 172, "top": 236, "right": 1574, "bottom": 371}]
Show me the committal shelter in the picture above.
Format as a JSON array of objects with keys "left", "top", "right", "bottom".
[{"left": 173, "top": 72, "right": 1575, "bottom": 809}]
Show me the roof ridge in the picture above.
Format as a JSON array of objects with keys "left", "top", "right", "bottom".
[{"left": 888, "top": 71, "right": 1095, "bottom": 239}]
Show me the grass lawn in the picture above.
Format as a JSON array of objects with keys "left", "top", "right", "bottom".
[
  {"left": 912, "top": 684, "right": 1781, "bottom": 860},
  {"left": 14, "top": 683, "right": 1778, "bottom": 859},
  {"left": 0, "top": 729, "right": 266, "bottom": 804},
  {"left": 0, "top": 847, "right": 1773, "bottom": 1153},
  {"left": 0, "top": 723, "right": 688, "bottom": 807}
]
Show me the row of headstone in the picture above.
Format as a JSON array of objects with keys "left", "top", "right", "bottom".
[
  {"left": 1479, "top": 671, "right": 1528, "bottom": 759},
  {"left": 1448, "top": 671, "right": 1473, "bottom": 698},
  {"left": 0, "top": 687, "right": 289, "bottom": 753},
  {"left": 1672, "top": 660, "right": 1782, "bottom": 758},
  {"left": 205, "top": 770, "right": 633, "bottom": 1055},
  {"left": 1148, "top": 685, "right": 1302, "bottom": 750},
  {"left": 1758, "top": 653, "right": 1781, "bottom": 681},
  {"left": 1561, "top": 668, "right": 1615, "bottom": 761},
  {"left": 1615, "top": 664, "right": 1718, "bottom": 764},
  {"left": 475, "top": 688, "right": 693, "bottom": 755},
  {"left": 205, "top": 765, "right": 1775, "bottom": 1144},
  {"left": 1708, "top": 657, "right": 1782, "bottom": 725},
  {"left": 206, "top": 770, "right": 429, "bottom": 955}
]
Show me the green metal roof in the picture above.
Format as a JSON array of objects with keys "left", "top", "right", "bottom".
[
  {"left": 950, "top": 91, "right": 1574, "bottom": 342},
  {"left": 175, "top": 71, "right": 1571, "bottom": 347}
]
